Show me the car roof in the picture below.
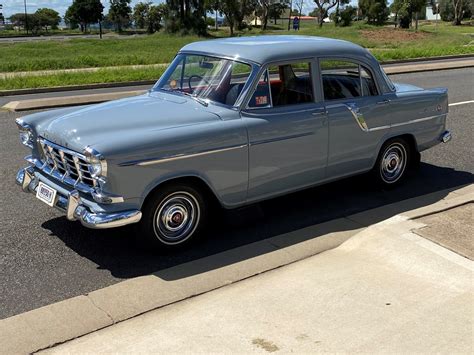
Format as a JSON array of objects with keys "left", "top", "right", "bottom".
[{"left": 180, "top": 35, "right": 374, "bottom": 65}]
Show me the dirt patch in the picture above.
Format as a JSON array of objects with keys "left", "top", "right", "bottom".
[
  {"left": 252, "top": 338, "right": 280, "bottom": 352},
  {"left": 361, "top": 28, "right": 430, "bottom": 42}
]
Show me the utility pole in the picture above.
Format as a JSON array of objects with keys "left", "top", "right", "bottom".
[
  {"left": 287, "top": 0, "right": 293, "bottom": 30},
  {"left": 23, "top": 0, "right": 28, "bottom": 34},
  {"left": 0, "top": 4, "right": 4, "bottom": 27}
]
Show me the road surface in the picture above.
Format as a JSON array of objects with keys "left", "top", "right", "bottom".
[{"left": 0, "top": 68, "right": 473, "bottom": 319}]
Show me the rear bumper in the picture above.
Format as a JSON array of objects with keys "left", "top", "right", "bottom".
[{"left": 16, "top": 167, "right": 142, "bottom": 229}]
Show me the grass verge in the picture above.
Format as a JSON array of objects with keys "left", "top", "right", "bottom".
[
  {"left": 0, "top": 67, "right": 165, "bottom": 91},
  {"left": 0, "top": 21, "right": 472, "bottom": 90}
]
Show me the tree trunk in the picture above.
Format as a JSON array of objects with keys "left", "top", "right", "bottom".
[
  {"left": 394, "top": 13, "right": 398, "bottom": 28},
  {"left": 215, "top": 10, "right": 218, "bottom": 30},
  {"left": 453, "top": 0, "right": 463, "bottom": 25},
  {"left": 415, "top": 12, "right": 418, "bottom": 31},
  {"left": 318, "top": 9, "right": 324, "bottom": 27},
  {"left": 180, "top": 0, "right": 185, "bottom": 22}
]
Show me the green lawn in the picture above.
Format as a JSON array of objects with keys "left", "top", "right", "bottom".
[{"left": 0, "top": 21, "right": 472, "bottom": 90}]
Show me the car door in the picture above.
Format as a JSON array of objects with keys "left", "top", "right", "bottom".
[
  {"left": 241, "top": 60, "right": 329, "bottom": 202},
  {"left": 319, "top": 58, "right": 396, "bottom": 179}
]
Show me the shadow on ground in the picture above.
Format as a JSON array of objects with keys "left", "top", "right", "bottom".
[{"left": 42, "top": 162, "right": 473, "bottom": 280}]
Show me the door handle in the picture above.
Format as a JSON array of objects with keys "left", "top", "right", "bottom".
[
  {"left": 312, "top": 110, "right": 327, "bottom": 116},
  {"left": 376, "top": 99, "right": 390, "bottom": 105}
]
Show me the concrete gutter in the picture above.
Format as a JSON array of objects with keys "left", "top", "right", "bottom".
[{"left": 0, "top": 183, "right": 472, "bottom": 354}]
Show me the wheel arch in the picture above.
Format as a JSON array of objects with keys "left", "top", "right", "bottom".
[
  {"left": 140, "top": 174, "right": 223, "bottom": 211},
  {"left": 372, "top": 132, "right": 418, "bottom": 169}
]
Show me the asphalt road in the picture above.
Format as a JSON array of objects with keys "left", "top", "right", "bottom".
[{"left": 0, "top": 68, "right": 473, "bottom": 320}]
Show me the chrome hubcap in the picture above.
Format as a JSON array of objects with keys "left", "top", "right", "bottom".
[
  {"left": 380, "top": 143, "right": 406, "bottom": 183},
  {"left": 154, "top": 192, "right": 200, "bottom": 245}
]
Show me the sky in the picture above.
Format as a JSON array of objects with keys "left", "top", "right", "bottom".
[{"left": 1, "top": 0, "right": 347, "bottom": 20}]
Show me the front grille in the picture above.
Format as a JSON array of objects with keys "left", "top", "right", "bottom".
[{"left": 39, "top": 138, "right": 96, "bottom": 187}]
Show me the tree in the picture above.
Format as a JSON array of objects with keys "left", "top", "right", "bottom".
[
  {"left": 108, "top": 0, "right": 132, "bottom": 32},
  {"left": 219, "top": 0, "right": 256, "bottom": 36},
  {"left": 338, "top": 5, "right": 356, "bottom": 25},
  {"left": 9, "top": 13, "right": 43, "bottom": 33},
  {"left": 439, "top": 0, "right": 471, "bottom": 25},
  {"left": 313, "top": 0, "right": 339, "bottom": 27},
  {"left": 358, "top": 0, "right": 389, "bottom": 25},
  {"left": 35, "top": 8, "right": 61, "bottom": 31},
  {"left": 165, "top": 0, "right": 208, "bottom": 35},
  {"left": 132, "top": 1, "right": 165, "bottom": 32},
  {"left": 65, "top": 0, "right": 104, "bottom": 33},
  {"left": 133, "top": 1, "right": 150, "bottom": 29},
  {"left": 269, "top": 1, "right": 290, "bottom": 24},
  {"left": 147, "top": 4, "right": 166, "bottom": 33}
]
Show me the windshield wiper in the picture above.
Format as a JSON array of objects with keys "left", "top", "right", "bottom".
[{"left": 181, "top": 92, "right": 209, "bottom": 107}]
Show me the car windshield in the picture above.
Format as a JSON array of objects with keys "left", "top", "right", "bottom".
[{"left": 154, "top": 54, "right": 253, "bottom": 106}]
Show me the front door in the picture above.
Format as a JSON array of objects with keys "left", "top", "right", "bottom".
[{"left": 241, "top": 61, "right": 329, "bottom": 202}]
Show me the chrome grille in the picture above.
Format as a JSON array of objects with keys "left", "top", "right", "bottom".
[{"left": 39, "top": 138, "right": 96, "bottom": 187}]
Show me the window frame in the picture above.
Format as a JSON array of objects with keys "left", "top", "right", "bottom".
[
  {"left": 318, "top": 57, "right": 381, "bottom": 102},
  {"left": 243, "top": 58, "right": 319, "bottom": 111}
]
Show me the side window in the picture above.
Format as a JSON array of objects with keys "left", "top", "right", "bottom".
[
  {"left": 248, "top": 62, "right": 314, "bottom": 108},
  {"left": 320, "top": 59, "right": 378, "bottom": 100},
  {"left": 225, "top": 62, "right": 253, "bottom": 106},
  {"left": 248, "top": 70, "right": 271, "bottom": 108},
  {"left": 269, "top": 62, "right": 314, "bottom": 106},
  {"left": 360, "top": 66, "right": 378, "bottom": 96}
]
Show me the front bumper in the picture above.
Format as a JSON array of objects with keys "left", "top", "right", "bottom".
[{"left": 16, "top": 167, "right": 142, "bottom": 229}]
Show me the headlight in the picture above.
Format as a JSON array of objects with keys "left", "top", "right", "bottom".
[
  {"left": 16, "top": 118, "right": 34, "bottom": 148},
  {"left": 84, "top": 146, "right": 107, "bottom": 179}
]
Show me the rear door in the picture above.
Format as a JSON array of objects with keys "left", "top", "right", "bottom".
[{"left": 319, "top": 58, "right": 395, "bottom": 179}]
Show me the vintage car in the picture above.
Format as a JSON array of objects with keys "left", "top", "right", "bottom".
[{"left": 15, "top": 35, "right": 451, "bottom": 248}]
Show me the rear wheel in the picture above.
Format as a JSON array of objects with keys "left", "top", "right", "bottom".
[
  {"left": 373, "top": 138, "right": 411, "bottom": 186},
  {"left": 139, "top": 183, "right": 208, "bottom": 250}
]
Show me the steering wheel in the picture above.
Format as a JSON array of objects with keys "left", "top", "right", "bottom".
[{"left": 188, "top": 75, "right": 210, "bottom": 92}]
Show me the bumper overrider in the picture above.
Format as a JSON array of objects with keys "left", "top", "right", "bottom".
[{"left": 16, "top": 163, "right": 142, "bottom": 229}]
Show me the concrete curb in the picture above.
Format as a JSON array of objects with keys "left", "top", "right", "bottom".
[
  {"left": 0, "top": 80, "right": 156, "bottom": 97},
  {"left": 1, "top": 183, "right": 472, "bottom": 354},
  {"left": 2, "top": 90, "right": 146, "bottom": 111},
  {"left": 0, "top": 55, "right": 473, "bottom": 98}
]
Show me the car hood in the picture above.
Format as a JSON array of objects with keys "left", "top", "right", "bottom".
[{"left": 32, "top": 92, "right": 222, "bottom": 152}]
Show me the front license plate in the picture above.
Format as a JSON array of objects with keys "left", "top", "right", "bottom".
[{"left": 36, "top": 182, "right": 57, "bottom": 207}]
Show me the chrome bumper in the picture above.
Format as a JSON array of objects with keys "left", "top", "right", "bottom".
[
  {"left": 441, "top": 130, "right": 452, "bottom": 143},
  {"left": 16, "top": 167, "right": 142, "bottom": 229}
]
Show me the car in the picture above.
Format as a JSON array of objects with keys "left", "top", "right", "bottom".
[{"left": 15, "top": 35, "right": 451, "bottom": 249}]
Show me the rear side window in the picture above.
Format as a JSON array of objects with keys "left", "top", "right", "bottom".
[{"left": 320, "top": 59, "right": 378, "bottom": 100}]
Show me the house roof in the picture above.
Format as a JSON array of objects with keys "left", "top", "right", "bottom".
[{"left": 179, "top": 35, "right": 374, "bottom": 65}]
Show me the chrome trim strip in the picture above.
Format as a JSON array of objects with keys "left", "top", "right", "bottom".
[
  {"left": 343, "top": 109, "right": 447, "bottom": 133},
  {"left": 120, "top": 144, "right": 247, "bottom": 167},
  {"left": 389, "top": 114, "right": 446, "bottom": 128},
  {"left": 251, "top": 132, "right": 314, "bottom": 146}
]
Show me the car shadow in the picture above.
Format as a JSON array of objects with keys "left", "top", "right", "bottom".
[{"left": 42, "top": 162, "right": 473, "bottom": 280}]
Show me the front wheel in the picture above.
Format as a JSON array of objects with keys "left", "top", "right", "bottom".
[
  {"left": 139, "top": 184, "right": 208, "bottom": 250},
  {"left": 373, "top": 138, "right": 411, "bottom": 187}
]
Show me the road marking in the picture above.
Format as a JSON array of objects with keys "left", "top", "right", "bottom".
[{"left": 449, "top": 100, "right": 474, "bottom": 106}]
